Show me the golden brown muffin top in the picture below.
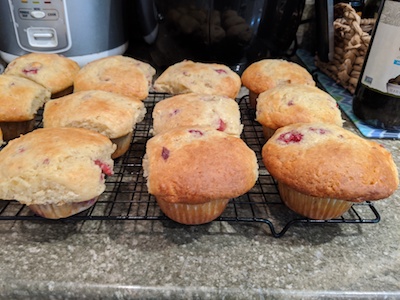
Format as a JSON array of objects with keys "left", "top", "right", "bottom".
[
  {"left": 262, "top": 123, "right": 399, "bottom": 201},
  {"left": 0, "top": 127, "right": 116, "bottom": 205},
  {"left": 153, "top": 60, "right": 242, "bottom": 99},
  {"left": 256, "top": 84, "right": 343, "bottom": 130},
  {"left": 0, "top": 74, "right": 51, "bottom": 121},
  {"left": 43, "top": 90, "right": 146, "bottom": 138},
  {"left": 74, "top": 55, "right": 155, "bottom": 100},
  {"left": 241, "top": 59, "right": 315, "bottom": 94},
  {"left": 143, "top": 126, "right": 258, "bottom": 204},
  {"left": 4, "top": 53, "right": 80, "bottom": 94}
]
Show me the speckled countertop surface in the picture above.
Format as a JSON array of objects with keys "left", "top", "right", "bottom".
[{"left": 0, "top": 89, "right": 399, "bottom": 299}]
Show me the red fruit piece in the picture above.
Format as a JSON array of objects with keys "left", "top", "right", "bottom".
[
  {"left": 169, "top": 109, "right": 180, "bottom": 116},
  {"left": 161, "top": 147, "right": 170, "bottom": 160},
  {"left": 277, "top": 131, "right": 303, "bottom": 144},
  {"left": 188, "top": 129, "right": 203, "bottom": 137},
  {"left": 22, "top": 62, "right": 41, "bottom": 75},
  {"left": 217, "top": 119, "right": 226, "bottom": 131},
  {"left": 214, "top": 69, "right": 227, "bottom": 74},
  {"left": 94, "top": 160, "right": 113, "bottom": 176},
  {"left": 17, "top": 147, "right": 26, "bottom": 153},
  {"left": 309, "top": 127, "right": 329, "bottom": 134},
  {"left": 23, "top": 68, "right": 38, "bottom": 75}
]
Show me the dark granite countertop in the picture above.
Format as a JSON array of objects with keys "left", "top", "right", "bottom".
[{"left": 0, "top": 87, "right": 399, "bottom": 300}]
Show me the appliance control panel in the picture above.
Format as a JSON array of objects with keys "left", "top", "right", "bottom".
[{"left": 8, "top": 0, "right": 71, "bottom": 52}]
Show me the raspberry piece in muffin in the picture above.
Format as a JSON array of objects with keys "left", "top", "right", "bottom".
[
  {"left": 94, "top": 159, "right": 113, "bottom": 176},
  {"left": 161, "top": 147, "right": 170, "bottom": 160},
  {"left": 188, "top": 129, "right": 204, "bottom": 137},
  {"left": 22, "top": 66, "right": 40, "bottom": 75},
  {"left": 214, "top": 69, "right": 227, "bottom": 74},
  {"left": 217, "top": 119, "right": 227, "bottom": 131},
  {"left": 277, "top": 131, "right": 304, "bottom": 144}
]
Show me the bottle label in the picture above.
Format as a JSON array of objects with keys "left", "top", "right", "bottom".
[{"left": 361, "top": 0, "right": 400, "bottom": 97}]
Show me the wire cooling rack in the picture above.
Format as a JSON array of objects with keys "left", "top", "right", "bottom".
[{"left": 0, "top": 93, "right": 380, "bottom": 237}]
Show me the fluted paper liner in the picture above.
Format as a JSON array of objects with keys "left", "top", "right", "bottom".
[{"left": 278, "top": 182, "right": 353, "bottom": 220}]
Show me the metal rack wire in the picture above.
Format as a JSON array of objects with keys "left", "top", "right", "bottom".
[{"left": 0, "top": 93, "right": 380, "bottom": 237}]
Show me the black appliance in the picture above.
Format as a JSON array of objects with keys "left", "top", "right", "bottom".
[{"left": 126, "top": 0, "right": 306, "bottom": 74}]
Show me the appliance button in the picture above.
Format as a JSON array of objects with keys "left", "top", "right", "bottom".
[
  {"left": 30, "top": 10, "right": 46, "bottom": 19},
  {"left": 27, "top": 27, "right": 58, "bottom": 48},
  {"left": 33, "top": 32, "right": 54, "bottom": 39}
]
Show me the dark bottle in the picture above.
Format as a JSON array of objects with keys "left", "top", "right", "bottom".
[{"left": 352, "top": 0, "right": 400, "bottom": 130}]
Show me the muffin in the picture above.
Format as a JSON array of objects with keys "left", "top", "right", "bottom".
[
  {"left": 153, "top": 60, "right": 241, "bottom": 99},
  {"left": 241, "top": 59, "right": 315, "bottom": 108},
  {"left": 74, "top": 55, "right": 156, "bottom": 100},
  {"left": 0, "top": 74, "right": 51, "bottom": 141},
  {"left": 256, "top": 84, "right": 343, "bottom": 140},
  {"left": 262, "top": 123, "right": 399, "bottom": 220},
  {"left": 143, "top": 126, "right": 259, "bottom": 225},
  {"left": 43, "top": 90, "right": 146, "bottom": 159},
  {"left": 0, "top": 127, "right": 116, "bottom": 219},
  {"left": 4, "top": 52, "right": 80, "bottom": 98},
  {"left": 152, "top": 93, "right": 243, "bottom": 136}
]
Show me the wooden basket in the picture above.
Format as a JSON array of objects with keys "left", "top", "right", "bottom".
[{"left": 315, "top": 3, "right": 376, "bottom": 94}]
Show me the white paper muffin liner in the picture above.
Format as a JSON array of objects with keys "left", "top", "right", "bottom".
[
  {"left": 28, "top": 197, "right": 98, "bottom": 219},
  {"left": 155, "top": 198, "right": 230, "bottom": 225},
  {"left": 278, "top": 182, "right": 353, "bottom": 220}
]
